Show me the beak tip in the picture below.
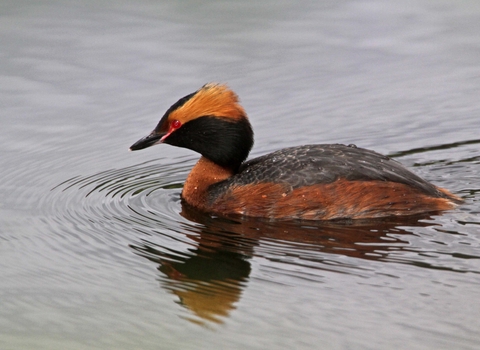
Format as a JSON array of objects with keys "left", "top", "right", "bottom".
[{"left": 129, "top": 132, "right": 164, "bottom": 151}]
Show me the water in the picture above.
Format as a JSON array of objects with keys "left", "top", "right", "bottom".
[{"left": 1, "top": 0, "right": 480, "bottom": 349}]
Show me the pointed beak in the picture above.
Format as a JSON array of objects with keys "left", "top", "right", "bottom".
[{"left": 129, "top": 131, "right": 165, "bottom": 151}]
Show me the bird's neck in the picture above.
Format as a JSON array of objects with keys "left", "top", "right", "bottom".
[{"left": 182, "top": 156, "right": 234, "bottom": 210}]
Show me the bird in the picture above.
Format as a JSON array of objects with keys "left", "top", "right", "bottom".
[{"left": 130, "top": 83, "right": 462, "bottom": 220}]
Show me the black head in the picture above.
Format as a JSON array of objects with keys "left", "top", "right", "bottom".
[{"left": 130, "top": 83, "right": 254, "bottom": 171}]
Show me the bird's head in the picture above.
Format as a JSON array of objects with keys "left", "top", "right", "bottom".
[{"left": 130, "top": 83, "right": 254, "bottom": 170}]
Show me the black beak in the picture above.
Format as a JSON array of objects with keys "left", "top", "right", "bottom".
[{"left": 129, "top": 131, "right": 165, "bottom": 151}]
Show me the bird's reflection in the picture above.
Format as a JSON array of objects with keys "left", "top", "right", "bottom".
[{"left": 130, "top": 205, "right": 442, "bottom": 325}]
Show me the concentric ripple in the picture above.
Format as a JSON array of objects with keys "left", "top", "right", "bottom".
[
  {"left": 37, "top": 142, "right": 480, "bottom": 324},
  {"left": 41, "top": 142, "right": 480, "bottom": 275},
  {"left": 44, "top": 158, "right": 192, "bottom": 234}
]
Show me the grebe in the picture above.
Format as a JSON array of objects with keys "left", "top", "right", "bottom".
[{"left": 130, "top": 83, "right": 462, "bottom": 220}]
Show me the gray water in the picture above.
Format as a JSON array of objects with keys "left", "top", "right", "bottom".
[{"left": 1, "top": 1, "right": 480, "bottom": 349}]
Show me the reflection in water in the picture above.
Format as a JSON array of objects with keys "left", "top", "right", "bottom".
[
  {"left": 132, "top": 236, "right": 251, "bottom": 325},
  {"left": 131, "top": 204, "right": 440, "bottom": 325}
]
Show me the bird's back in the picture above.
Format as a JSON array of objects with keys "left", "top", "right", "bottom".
[
  {"left": 210, "top": 144, "right": 444, "bottom": 196},
  {"left": 205, "top": 144, "right": 460, "bottom": 220}
]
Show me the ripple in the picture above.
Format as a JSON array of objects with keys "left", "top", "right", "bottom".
[
  {"left": 44, "top": 159, "right": 190, "bottom": 232},
  {"left": 33, "top": 140, "right": 480, "bottom": 325},
  {"left": 41, "top": 141, "right": 480, "bottom": 269},
  {"left": 388, "top": 138, "right": 480, "bottom": 158}
]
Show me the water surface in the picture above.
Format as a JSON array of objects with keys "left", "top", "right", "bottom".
[{"left": 1, "top": 1, "right": 480, "bottom": 349}]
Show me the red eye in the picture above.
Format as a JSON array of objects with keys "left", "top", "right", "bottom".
[{"left": 171, "top": 120, "right": 182, "bottom": 129}]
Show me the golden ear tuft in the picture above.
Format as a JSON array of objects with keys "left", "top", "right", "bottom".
[{"left": 169, "top": 83, "right": 247, "bottom": 123}]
